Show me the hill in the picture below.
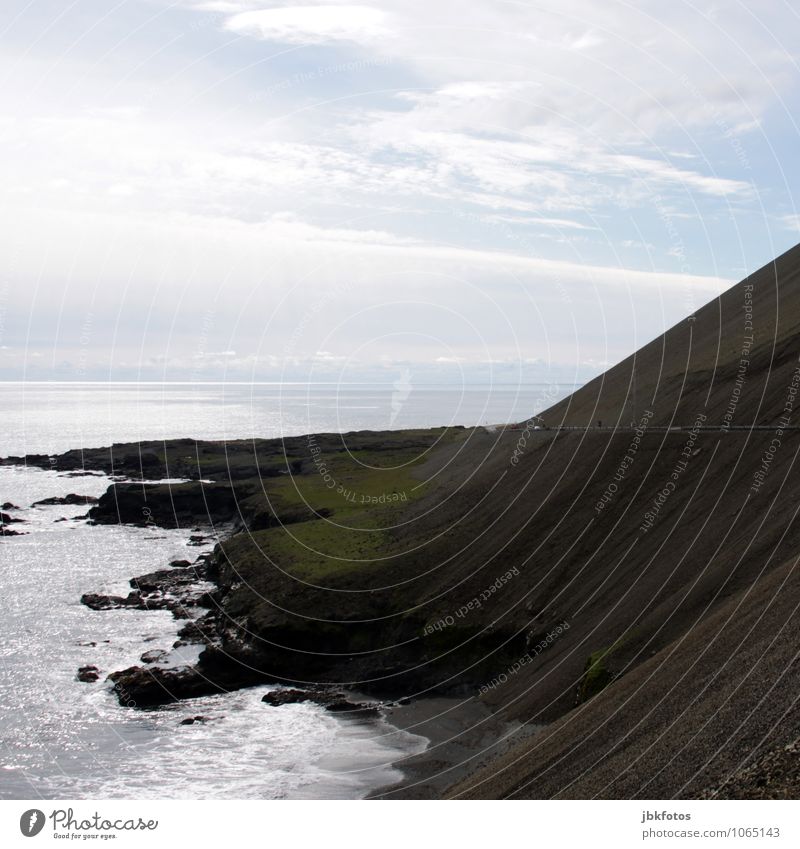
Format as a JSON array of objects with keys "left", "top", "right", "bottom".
[
  {"left": 7, "top": 243, "right": 800, "bottom": 799},
  {"left": 444, "top": 241, "right": 800, "bottom": 798}
]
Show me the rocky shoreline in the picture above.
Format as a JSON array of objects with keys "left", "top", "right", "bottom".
[{"left": 2, "top": 429, "right": 494, "bottom": 719}]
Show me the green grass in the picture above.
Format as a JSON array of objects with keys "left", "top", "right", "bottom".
[
  {"left": 578, "top": 646, "right": 615, "bottom": 702},
  {"left": 239, "top": 444, "right": 434, "bottom": 581}
]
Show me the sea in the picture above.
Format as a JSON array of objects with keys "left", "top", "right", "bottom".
[{"left": 0, "top": 382, "right": 574, "bottom": 799}]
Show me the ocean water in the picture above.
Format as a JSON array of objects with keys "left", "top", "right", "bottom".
[
  {"left": 0, "top": 382, "right": 574, "bottom": 457},
  {"left": 0, "top": 382, "right": 574, "bottom": 799}
]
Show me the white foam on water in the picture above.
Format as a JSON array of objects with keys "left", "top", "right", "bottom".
[{"left": 0, "top": 466, "right": 426, "bottom": 800}]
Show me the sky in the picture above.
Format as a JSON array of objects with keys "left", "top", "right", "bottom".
[{"left": 0, "top": 0, "right": 798, "bottom": 384}]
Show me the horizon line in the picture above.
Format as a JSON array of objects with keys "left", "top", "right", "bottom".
[{"left": 0, "top": 380, "right": 582, "bottom": 387}]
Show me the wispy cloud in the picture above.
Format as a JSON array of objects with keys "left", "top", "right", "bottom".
[
  {"left": 781, "top": 214, "right": 800, "bottom": 232},
  {"left": 224, "top": 5, "right": 390, "bottom": 45},
  {"left": 0, "top": 0, "right": 796, "bottom": 382}
]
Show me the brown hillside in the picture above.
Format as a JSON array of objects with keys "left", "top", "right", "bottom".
[{"left": 439, "top": 242, "right": 800, "bottom": 798}]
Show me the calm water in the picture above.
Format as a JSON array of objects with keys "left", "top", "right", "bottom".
[
  {"left": 0, "top": 382, "right": 574, "bottom": 799},
  {"left": 0, "top": 382, "right": 574, "bottom": 456}
]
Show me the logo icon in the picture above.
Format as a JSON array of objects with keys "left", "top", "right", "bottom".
[{"left": 19, "top": 809, "right": 45, "bottom": 837}]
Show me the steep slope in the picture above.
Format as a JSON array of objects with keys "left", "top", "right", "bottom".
[
  {"left": 544, "top": 242, "right": 800, "bottom": 429},
  {"left": 439, "top": 242, "right": 800, "bottom": 798}
]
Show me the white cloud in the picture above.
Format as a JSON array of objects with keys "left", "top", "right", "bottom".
[
  {"left": 216, "top": 0, "right": 794, "bottom": 139},
  {"left": 0, "top": 0, "right": 795, "bottom": 382},
  {"left": 482, "top": 214, "right": 597, "bottom": 231},
  {"left": 194, "top": 2, "right": 252, "bottom": 11},
  {"left": 108, "top": 183, "right": 136, "bottom": 197},
  {"left": 224, "top": 5, "right": 390, "bottom": 45},
  {"left": 782, "top": 214, "right": 800, "bottom": 232}
]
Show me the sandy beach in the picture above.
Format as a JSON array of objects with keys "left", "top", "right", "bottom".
[{"left": 370, "top": 697, "right": 543, "bottom": 799}]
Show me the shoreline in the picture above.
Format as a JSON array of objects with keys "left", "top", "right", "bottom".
[
  {"left": 369, "top": 696, "right": 543, "bottom": 799},
  {"left": 1, "top": 431, "right": 543, "bottom": 800}
]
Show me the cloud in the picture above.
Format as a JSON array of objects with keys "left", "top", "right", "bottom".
[
  {"left": 224, "top": 5, "right": 390, "bottom": 45},
  {"left": 216, "top": 0, "right": 795, "bottom": 139},
  {"left": 0, "top": 0, "right": 795, "bottom": 384},
  {"left": 781, "top": 214, "right": 800, "bottom": 232},
  {"left": 193, "top": 2, "right": 252, "bottom": 11}
]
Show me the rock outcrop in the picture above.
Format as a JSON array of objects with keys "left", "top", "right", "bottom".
[{"left": 31, "top": 494, "right": 98, "bottom": 507}]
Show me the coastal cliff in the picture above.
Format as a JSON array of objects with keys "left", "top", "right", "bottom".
[{"left": 6, "top": 244, "right": 800, "bottom": 799}]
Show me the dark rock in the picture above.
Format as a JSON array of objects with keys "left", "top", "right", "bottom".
[
  {"left": 261, "top": 687, "right": 380, "bottom": 715},
  {"left": 31, "top": 493, "right": 99, "bottom": 507},
  {"left": 0, "top": 526, "right": 26, "bottom": 537},
  {"left": 108, "top": 664, "right": 253, "bottom": 707},
  {"left": 77, "top": 665, "right": 100, "bottom": 683},
  {"left": 123, "top": 452, "right": 161, "bottom": 471},
  {"left": 109, "top": 665, "right": 208, "bottom": 706},
  {"left": 83, "top": 562, "right": 210, "bottom": 617},
  {"left": 196, "top": 591, "right": 219, "bottom": 609},
  {"left": 325, "top": 700, "right": 381, "bottom": 716},
  {"left": 261, "top": 688, "right": 320, "bottom": 707},
  {"left": 140, "top": 649, "right": 168, "bottom": 664},
  {"left": 170, "top": 559, "right": 192, "bottom": 569},
  {"left": 1, "top": 502, "right": 20, "bottom": 510},
  {"left": 0, "top": 511, "right": 24, "bottom": 524},
  {"left": 130, "top": 565, "right": 204, "bottom": 594},
  {"left": 179, "top": 715, "right": 210, "bottom": 725},
  {"left": 176, "top": 614, "right": 217, "bottom": 644},
  {"left": 88, "top": 481, "right": 242, "bottom": 528},
  {"left": 81, "top": 591, "right": 144, "bottom": 611},
  {"left": 81, "top": 590, "right": 198, "bottom": 618}
]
